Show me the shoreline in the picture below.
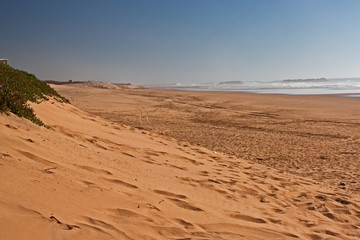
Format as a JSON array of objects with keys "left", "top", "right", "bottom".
[
  {"left": 154, "top": 88, "right": 360, "bottom": 97},
  {"left": 145, "top": 79, "right": 360, "bottom": 95},
  {"left": 146, "top": 84, "right": 360, "bottom": 97}
]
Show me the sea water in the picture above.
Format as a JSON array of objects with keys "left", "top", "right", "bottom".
[{"left": 157, "top": 78, "right": 360, "bottom": 96}]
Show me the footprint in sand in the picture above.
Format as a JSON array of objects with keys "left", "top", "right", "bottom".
[
  {"left": 122, "top": 152, "right": 136, "bottom": 158},
  {"left": 17, "top": 150, "right": 57, "bottom": 166},
  {"left": 173, "top": 218, "right": 194, "bottom": 229},
  {"left": 198, "top": 170, "right": 209, "bottom": 176},
  {"left": 154, "top": 189, "right": 187, "bottom": 199},
  {"left": 110, "top": 208, "right": 156, "bottom": 222},
  {"left": 5, "top": 124, "right": 17, "bottom": 129},
  {"left": 103, "top": 178, "right": 138, "bottom": 189},
  {"left": 79, "top": 216, "right": 134, "bottom": 238},
  {"left": 74, "top": 164, "right": 113, "bottom": 176},
  {"left": 153, "top": 188, "right": 202, "bottom": 211},
  {"left": 167, "top": 198, "right": 203, "bottom": 211},
  {"left": 163, "top": 163, "right": 188, "bottom": 171},
  {"left": 230, "top": 213, "right": 267, "bottom": 223},
  {"left": 50, "top": 215, "right": 80, "bottom": 230}
]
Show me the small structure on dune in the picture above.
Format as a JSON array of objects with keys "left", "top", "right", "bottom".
[{"left": 0, "top": 59, "right": 8, "bottom": 65}]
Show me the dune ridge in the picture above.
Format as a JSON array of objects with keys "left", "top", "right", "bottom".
[{"left": 0, "top": 99, "right": 360, "bottom": 239}]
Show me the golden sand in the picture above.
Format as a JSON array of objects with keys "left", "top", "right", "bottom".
[{"left": 0, "top": 85, "right": 359, "bottom": 239}]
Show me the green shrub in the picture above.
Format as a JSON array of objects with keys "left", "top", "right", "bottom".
[{"left": 0, "top": 64, "right": 67, "bottom": 126}]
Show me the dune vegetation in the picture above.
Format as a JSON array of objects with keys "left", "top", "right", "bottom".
[{"left": 0, "top": 64, "right": 67, "bottom": 125}]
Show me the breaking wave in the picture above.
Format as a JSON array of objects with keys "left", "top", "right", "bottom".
[{"left": 158, "top": 78, "right": 360, "bottom": 95}]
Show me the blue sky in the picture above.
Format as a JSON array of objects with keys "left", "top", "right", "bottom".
[{"left": 1, "top": 0, "right": 360, "bottom": 84}]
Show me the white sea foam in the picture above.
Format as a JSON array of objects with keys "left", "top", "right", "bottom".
[{"left": 158, "top": 78, "right": 360, "bottom": 95}]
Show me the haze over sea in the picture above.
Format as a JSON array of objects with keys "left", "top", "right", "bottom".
[{"left": 156, "top": 78, "right": 360, "bottom": 95}]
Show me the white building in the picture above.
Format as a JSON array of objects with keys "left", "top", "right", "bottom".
[{"left": 0, "top": 59, "right": 8, "bottom": 65}]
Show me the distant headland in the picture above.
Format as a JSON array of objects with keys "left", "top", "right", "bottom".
[{"left": 43, "top": 80, "right": 144, "bottom": 89}]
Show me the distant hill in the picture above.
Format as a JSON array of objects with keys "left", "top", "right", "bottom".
[
  {"left": 0, "top": 64, "right": 67, "bottom": 125},
  {"left": 44, "top": 80, "right": 144, "bottom": 89}
]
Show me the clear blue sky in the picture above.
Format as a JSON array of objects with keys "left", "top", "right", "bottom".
[{"left": 1, "top": 0, "right": 360, "bottom": 84}]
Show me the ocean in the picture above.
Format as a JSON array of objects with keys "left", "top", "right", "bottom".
[{"left": 156, "top": 78, "right": 360, "bottom": 96}]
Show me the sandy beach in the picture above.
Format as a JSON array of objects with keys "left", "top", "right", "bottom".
[
  {"left": 55, "top": 85, "right": 360, "bottom": 193},
  {"left": 1, "top": 85, "right": 360, "bottom": 239}
]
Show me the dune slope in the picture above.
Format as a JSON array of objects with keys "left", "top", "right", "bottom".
[{"left": 0, "top": 100, "right": 359, "bottom": 239}]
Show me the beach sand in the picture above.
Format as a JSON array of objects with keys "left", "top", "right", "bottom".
[
  {"left": 55, "top": 85, "right": 360, "bottom": 193},
  {"left": 0, "top": 85, "right": 359, "bottom": 239}
]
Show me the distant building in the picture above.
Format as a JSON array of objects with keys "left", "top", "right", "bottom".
[
  {"left": 0, "top": 59, "right": 8, "bottom": 65},
  {"left": 69, "top": 80, "right": 74, "bottom": 83}
]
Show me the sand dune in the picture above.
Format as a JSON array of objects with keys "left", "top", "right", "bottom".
[{"left": 1, "top": 99, "right": 360, "bottom": 239}]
